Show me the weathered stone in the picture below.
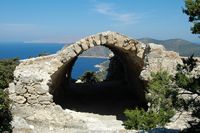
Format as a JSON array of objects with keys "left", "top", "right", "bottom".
[
  {"left": 26, "top": 86, "right": 35, "bottom": 94},
  {"left": 38, "top": 95, "right": 53, "bottom": 104},
  {"left": 88, "top": 37, "right": 95, "bottom": 48},
  {"left": 13, "top": 95, "right": 26, "bottom": 104},
  {"left": 27, "top": 95, "right": 38, "bottom": 104},
  {"left": 15, "top": 84, "right": 27, "bottom": 95},
  {"left": 73, "top": 43, "right": 82, "bottom": 54},
  {"left": 123, "top": 44, "right": 132, "bottom": 51},
  {"left": 7, "top": 83, "right": 15, "bottom": 94},
  {"left": 93, "top": 34, "right": 101, "bottom": 45},
  {"left": 106, "top": 33, "right": 114, "bottom": 44},
  {"left": 7, "top": 31, "right": 199, "bottom": 132},
  {"left": 67, "top": 50, "right": 77, "bottom": 58},
  {"left": 24, "top": 93, "right": 31, "bottom": 98},
  {"left": 79, "top": 39, "right": 89, "bottom": 50},
  {"left": 100, "top": 34, "right": 107, "bottom": 44},
  {"left": 34, "top": 84, "right": 48, "bottom": 94},
  {"left": 114, "top": 36, "right": 125, "bottom": 47},
  {"left": 12, "top": 116, "right": 34, "bottom": 133}
]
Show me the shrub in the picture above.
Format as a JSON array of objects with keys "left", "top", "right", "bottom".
[
  {"left": 123, "top": 71, "right": 175, "bottom": 130},
  {"left": 124, "top": 108, "right": 158, "bottom": 130},
  {"left": 0, "top": 58, "right": 18, "bottom": 133},
  {"left": 79, "top": 71, "right": 100, "bottom": 83},
  {"left": 175, "top": 55, "right": 200, "bottom": 132},
  {"left": 175, "top": 72, "right": 191, "bottom": 88},
  {"left": 0, "top": 90, "right": 12, "bottom": 133},
  {"left": 124, "top": 108, "right": 174, "bottom": 130},
  {"left": 0, "top": 58, "right": 19, "bottom": 89}
]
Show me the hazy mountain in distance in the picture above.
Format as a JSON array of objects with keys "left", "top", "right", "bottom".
[
  {"left": 80, "top": 46, "right": 112, "bottom": 57},
  {"left": 63, "top": 38, "right": 200, "bottom": 57},
  {"left": 139, "top": 38, "right": 200, "bottom": 57}
]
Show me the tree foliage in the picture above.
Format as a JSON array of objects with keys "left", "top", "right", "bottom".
[
  {"left": 0, "top": 90, "right": 12, "bottom": 133},
  {"left": 175, "top": 55, "right": 200, "bottom": 132},
  {"left": 0, "top": 58, "right": 19, "bottom": 133},
  {"left": 123, "top": 71, "right": 175, "bottom": 131},
  {"left": 0, "top": 58, "right": 19, "bottom": 89},
  {"left": 79, "top": 71, "right": 100, "bottom": 83},
  {"left": 183, "top": 0, "right": 200, "bottom": 35}
]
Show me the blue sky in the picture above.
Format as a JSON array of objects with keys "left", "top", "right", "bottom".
[{"left": 0, "top": 0, "right": 199, "bottom": 43}]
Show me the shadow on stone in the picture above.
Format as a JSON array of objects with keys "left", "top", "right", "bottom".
[{"left": 55, "top": 81, "right": 140, "bottom": 121}]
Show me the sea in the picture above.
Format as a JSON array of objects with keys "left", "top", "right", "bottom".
[{"left": 0, "top": 42, "right": 107, "bottom": 79}]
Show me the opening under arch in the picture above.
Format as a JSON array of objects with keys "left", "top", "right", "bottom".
[{"left": 49, "top": 32, "right": 147, "bottom": 120}]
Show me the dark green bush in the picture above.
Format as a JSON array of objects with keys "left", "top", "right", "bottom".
[
  {"left": 175, "top": 55, "right": 200, "bottom": 132},
  {"left": 123, "top": 71, "right": 175, "bottom": 130},
  {"left": 79, "top": 71, "right": 100, "bottom": 83},
  {"left": 124, "top": 108, "right": 159, "bottom": 130},
  {"left": 0, "top": 58, "right": 19, "bottom": 133},
  {"left": 175, "top": 72, "right": 191, "bottom": 88},
  {"left": 124, "top": 108, "right": 174, "bottom": 130},
  {"left": 0, "top": 58, "right": 19, "bottom": 89},
  {"left": 0, "top": 90, "right": 12, "bottom": 133}
]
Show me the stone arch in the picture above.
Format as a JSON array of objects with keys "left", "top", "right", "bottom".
[
  {"left": 49, "top": 31, "right": 148, "bottom": 106},
  {"left": 7, "top": 31, "right": 184, "bottom": 131}
]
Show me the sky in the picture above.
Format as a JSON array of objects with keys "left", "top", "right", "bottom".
[{"left": 0, "top": 0, "right": 199, "bottom": 43}]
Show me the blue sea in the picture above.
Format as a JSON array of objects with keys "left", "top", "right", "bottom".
[{"left": 0, "top": 42, "right": 107, "bottom": 79}]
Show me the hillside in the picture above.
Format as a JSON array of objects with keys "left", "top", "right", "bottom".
[
  {"left": 64, "top": 38, "right": 200, "bottom": 57},
  {"left": 138, "top": 38, "right": 200, "bottom": 56},
  {"left": 80, "top": 46, "right": 112, "bottom": 57}
]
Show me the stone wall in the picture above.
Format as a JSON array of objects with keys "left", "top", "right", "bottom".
[{"left": 5, "top": 31, "right": 185, "bottom": 132}]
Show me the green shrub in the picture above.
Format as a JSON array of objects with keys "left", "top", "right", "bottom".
[
  {"left": 124, "top": 108, "right": 158, "bottom": 130},
  {"left": 123, "top": 71, "right": 175, "bottom": 130},
  {"left": 0, "top": 90, "right": 12, "bottom": 133},
  {"left": 0, "top": 58, "right": 18, "bottom": 133},
  {"left": 175, "top": 55, "right": 200, "bottom": 132},
  {"left": 0, "top": 58, "right": 19, "bottom": 89},
  {"left": 175, "top": 72, "right": 191, "bottom": 88},
  {"left": 124, "top": 108, "right": 174, "bottom": 130}
]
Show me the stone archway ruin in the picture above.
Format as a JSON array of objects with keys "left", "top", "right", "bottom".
[
  {"left": 7, "top": 31, "right": 182, "bottom": 132},
  {"left": 50, "top": 31, "right": 147, "bottom": 106}
]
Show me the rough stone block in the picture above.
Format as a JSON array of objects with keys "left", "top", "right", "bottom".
[
  {"left": 73, "top": 43, "right": 82, "bottom": 54},
  {"left": 7, "top": 83, "right": 16, "bottom": 94},
  {"left": 38, "top": 95, "right": 53, "bottom": 104},
  {"left": 15, "top": 84, "right": 27, "bottom": 95},
  {"left": 13, "top": 95, "right": 27, "bottom": 104},
  {"left": 88, "top": 37, "right": 95, "bottom": 48},
  {"left": 34, "top": 84, "right": 48, "bottom": 95},
  {"left": 67, "top": 51, "right": 77, "bottom": 58},
  {"left": 27, "top": 95, "right": 38, "bottom": 104},
  {"left": 123, "top": 44, "right": 133, "bottom": 51},
  {"left": 80, "top": 41, "right": 89, "bottom": 50},
  {"left": 26, "top": 86, "right": 35, "bottom": 94},
  {"left": 100, "top": 34, "right": 107, "bottom": 44},
  {"left": 93, "top": 34, "right": 101, "bottom": 45},
  {"left": 107, "top": 34, "right": 114, "bottom": 44}
]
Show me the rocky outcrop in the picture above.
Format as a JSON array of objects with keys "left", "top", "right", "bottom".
[
  {"left": 6, "top": 31, "right": 189, "bottom": 132},
  {"left": 140, "top": 43, "right": 182, "bottom": 80}
]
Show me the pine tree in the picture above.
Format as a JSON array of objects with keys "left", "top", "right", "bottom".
[{"left": 183, "top": 0, "right": 200, "bottom": 35}]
